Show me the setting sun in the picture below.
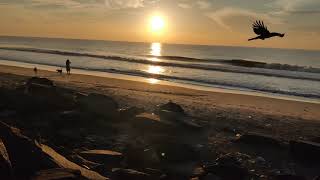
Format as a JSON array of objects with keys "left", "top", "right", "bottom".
[{"left": 150, "top": 16, "right": 165, "bottom": 32}]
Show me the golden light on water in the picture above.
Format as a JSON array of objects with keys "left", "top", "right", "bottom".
[
  {"left": 147, "top": 65, "right": 164, "bottom": 74},
  {"left": 150, "top": 42, "right": 161, "bottom": 56},
  {"left": 147, "top": 78, "right": 160, "bottom": 84},
  {"left": 150, "top": 42, "right": 161, "bottom": 61}
]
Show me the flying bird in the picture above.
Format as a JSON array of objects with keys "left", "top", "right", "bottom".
[{"left": 248, "top": 20, "right": 285, "bottom": 41}]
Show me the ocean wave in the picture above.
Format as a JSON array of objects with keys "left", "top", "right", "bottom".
[
  {"left": 0, "top": 56, "right": 319, "bottom": 99},
  {"left": 0, "top": 46, "right": 320, "bottom": 82}
]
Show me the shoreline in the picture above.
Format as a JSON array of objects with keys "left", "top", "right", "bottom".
[
  {"left": 0, "top": 59, "right": 319, "bottom": 105},
  {"left": 0, "top": 63, "right": 319, "bottom": 121}
]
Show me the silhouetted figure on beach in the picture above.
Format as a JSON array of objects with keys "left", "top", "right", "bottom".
[
  {"left": 66, "top": 59, "right": 71, "bottom": 75},
  {"left": 248, "top": 20, "right": 285, "bottom": 41},
  {"left": 33, "top": 67, "right": 37, "bottom": 76}
]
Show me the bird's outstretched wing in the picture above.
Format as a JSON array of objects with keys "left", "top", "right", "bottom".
[{"left": 252, "top": 20, "right": 270, "bottom": 36}]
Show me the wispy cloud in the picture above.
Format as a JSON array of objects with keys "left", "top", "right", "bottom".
[
  {"left": 206, "top": 7, "right": 281, "bottom": 31},
  {"left": 104, "top": 0, "right": 159, "bottom": 9},
  {"left": 196, "top": 1, "right": 210, "bottom": 9},
  {"left": 178, "top": 3, "right": 192, "bottom": 9}
]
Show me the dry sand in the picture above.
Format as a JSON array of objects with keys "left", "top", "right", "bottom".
[{"left": 0, "top": 64, "right": 319, "bottom": 139}]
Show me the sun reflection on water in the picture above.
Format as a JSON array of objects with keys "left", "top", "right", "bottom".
[
  {"left": 150, "top": 42, "right": 161, "bottom": 62},
  {"left": 147, "top": 78, "right": 160, "bottom": 84},
  {"left": 147, "top": 65, "right": 164, "bottom": 74}
]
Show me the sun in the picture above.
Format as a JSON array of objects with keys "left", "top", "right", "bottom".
[{"left": 150, "top": 16, "right": 165, "bottom": 32}]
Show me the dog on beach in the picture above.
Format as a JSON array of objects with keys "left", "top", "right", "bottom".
[{"left": 56, "top": 68, "right": 63, "bottom": 74}]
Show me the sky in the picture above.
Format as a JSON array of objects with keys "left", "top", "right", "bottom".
[{"left": 1, "top": 0, "right": 320, "bottom": 50}]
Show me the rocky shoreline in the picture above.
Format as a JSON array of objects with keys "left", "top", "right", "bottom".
[{"left": 1, "top": 76, "right": 320, "bottom": 180}]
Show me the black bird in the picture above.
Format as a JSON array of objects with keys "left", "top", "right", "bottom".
[{"left": 248, "top": 20, "right": 285, "bottom": 41}]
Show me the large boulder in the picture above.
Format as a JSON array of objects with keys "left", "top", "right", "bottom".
[
  {"left": 156, "top": 101, "right": 185, "bottom": 114},
  {"left": 26, "top": 77, "right": 55, "bottom": 87},
  {"left": 290, "top": 140, "right": 320, "bottom": 163},
  {"left": 0, "top": 138, "right": 13, "bottom": 180},
  {"left": 77, "top": 93, "right": 119, "bottom": 119},
  {"left": 158, "top": 110, "right": 202, "bottom": 129}
]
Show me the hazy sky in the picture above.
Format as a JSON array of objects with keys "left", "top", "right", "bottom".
[{"left": 1, "top": 0, "right": 320, "bottom": 50}]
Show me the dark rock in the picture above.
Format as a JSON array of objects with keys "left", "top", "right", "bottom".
[
  {"left": 26, "top": 77, "right": 54, "bottom": 87},
  {"left": 119, "top": 107, "right": 145, "bottom": 120},
  {"left": 0, "top": 138, "right": 13, "bottom": 180},
  {"left": 205, "top": 164, "right": 248, "bottom": 180},
  {"left": 31, "top": 168, "right": 84, "bottom": 180},
  {"left": 290, "top": 140, "right": 320, "bottom": 163},
  {"left": 77, "top": 93, "right": 119, "bottom": 119},
  {"left": 154, "top": 141, "right": 199, "bottom": 163},
  {"left": 204, "top": 153, "right": 249, "bottom": 180},
  {"left": 234, "top": 133, "right": 282, "bottom": 147},
  {"left": 158, "top": 110, "right": 202, "bottom": 129},
  {"left": 156, "top": 101, "right": 185, "bottom": 114},
  {"left": 111, "top": 168, "right": 151, "bottom": 180},
  {"left": 273, "top": 174, "right": 307, "bottom": 180},
  {"left": 0, "top": 121, "right": 58, "bottom": 178},
  {"left": 80, "top": 150, "right": 123, "bottom": 167},
  {"left": 0, "top": 121, "right": 107, "bottom": 179},
  {"left": 132, "top": 113, "right": 176, "bottom": 133},
  {"left": 124, "top": 144, "right": 161, "bottom": 168}
]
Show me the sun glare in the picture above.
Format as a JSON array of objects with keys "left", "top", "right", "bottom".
[{"left": 150, "top": 16, "right": 165, "bottom": 32}]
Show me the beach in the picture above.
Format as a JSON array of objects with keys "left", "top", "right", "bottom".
[{"left": 1, "top": 64, "right": 320, "bottom": 179}]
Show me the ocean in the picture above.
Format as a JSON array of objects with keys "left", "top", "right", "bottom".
[{"left": 0, "top": 36, "right": 319, "bottom": 102}]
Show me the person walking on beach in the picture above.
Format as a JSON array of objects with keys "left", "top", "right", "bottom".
[
  {"left": 66, "top": 59, "right": 71, "bottom": 75},
  {"left": 33, "top": 67, "right": 38, "bottom": 76}
]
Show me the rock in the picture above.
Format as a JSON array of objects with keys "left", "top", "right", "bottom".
[
  {"left": 132, "top": 113, "right": 176, "bottom": 133},
  {"left": 0, "top": 139, "right": 13, "bottom": 180},
  {"left": 205, "top": 164, "right": 249, "bottom": 180},
  {"left": 0, "top": 121, "right": 107, "bottom": 179},
  {"left": 119, "top": 107, "right": 145, "bottom": 120},
  {"left": 273, "top": 174, "right": 307, "bottom": 180},
  {"left": 80, "top": 150, "right": 123, "bottom": 167},
  {"left": 154, "top": 141, "right": 199, "bottom": 163},
  {"left": 158, "top": 110, "right": 202, "bottom": 129},
  {"left": 202, "top": 173, "right": 221, "bottom": 180},
  {"left": 77, "top": 93, "right": 119, "bottom": 119},
  {"left": 234, "top": 133, "right": 282, "bottom": 147},
  {"left": 26, "top": 77, "right": 54, "bottom": 87},
  {"left": 0, "top": 121, "right": 58, "bottom": 179},
  {"left": 111, "top": 168, "right": 151, "bottom": 180},
  {"left": 31, "top": 168, "right": 84, "bottom": 180},
  {"left": 290, "top": 140, "right": 320, "bottom": 163},
  {"left": 124, "top": 145, "right": 161, "bottom": 168},
  {"left": 156, "top": 101, "right": 185, "bottom": 114},
  {"left": 204, "top": 153, "right": 249, "bottom": 180}
]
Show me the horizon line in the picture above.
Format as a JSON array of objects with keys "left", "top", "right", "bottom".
[{"left": 0, "top": 34, "right": 319, "bottom": 52}]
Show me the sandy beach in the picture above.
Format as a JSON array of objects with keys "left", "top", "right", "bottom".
[{"left": 1, "top": 64, "right": 320, "bottom": 179}]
